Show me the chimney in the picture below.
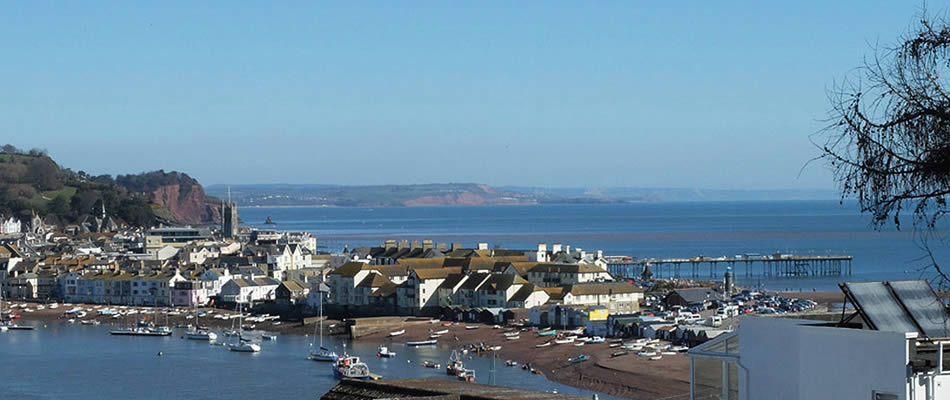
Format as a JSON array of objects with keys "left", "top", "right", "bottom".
[
  {"left": 538, "top": 243, "right": 547, "bottom": 252},
  {"left": 384, "top": 240, "right": 396, "bottom": 250},
  {"left": 437, "top": 242, "right": 447, "bottom": 250},
  {"left": 398, "top": 240, "right": 409, "bottom": 250},
  {"left": 411, "top": 240, "right": 421, "bottom": 251},
  {"left": 477, "top": 243, "right": 488, "bottom": 250},
  {"left": 422, "top": 239, "right": 433, "bottom": 250},
  {"left": 565, "top": 245, "right": 571, "bottom": 253},
  {"left": 451, "top": 243, "right": 462, "bottom": 251},
  {"left": 596, "top": 250, "right": 603, "bottom": 259},
  {"left": 552, "top": 243, "right": 562, "bottom": 253}
]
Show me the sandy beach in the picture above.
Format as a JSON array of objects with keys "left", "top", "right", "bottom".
[{"left": 362, "top": 320, "right": 691, "bottom": 400}]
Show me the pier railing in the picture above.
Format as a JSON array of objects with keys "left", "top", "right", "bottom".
[{"left": 607, "top": 254, "right": 853, "bottom": 280}]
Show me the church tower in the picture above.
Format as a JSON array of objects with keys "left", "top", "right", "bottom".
[{"left": 223, "top": 187, "right": 238, "bottom": 238}]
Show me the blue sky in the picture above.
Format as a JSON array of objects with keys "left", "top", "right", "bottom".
[{"left": 0, "top": 2, "right": 940, "bottom": 189}]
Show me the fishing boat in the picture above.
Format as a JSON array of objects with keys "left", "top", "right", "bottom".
[
  {"left": 505, "top": 360, "right": 518, "bottom": 367},
  {"left": 569, "top": 354, "right": 590, "bottom": 363},
  {"left": 332, "top": 354, "right": 371, "bottom": 379},
  {"left": 537, "top": 329, "right": 556, "bottom": 337},
  {"left": 457, "top": 368, "right": 476, "bottom": 382},
  {"left": 446, "top": 350, "right": 464, "bottom": 376},
  {"left": 407, "top": 339, "right": 437, "bottom": 347},
  {"left": 536, "top": 341, "right": 552, "bottom": 348},
  {"left": 376, "top": 345, "right": 397, "bottom": 358},
  {"left": 422, "top": 360, "right": 440, "bottom": 369},
  {"left": 389, "top": 329, "right": 405, "bottom": 337},
  {"left": 309, "top": 295, "right": 338, "bottom": 362}
]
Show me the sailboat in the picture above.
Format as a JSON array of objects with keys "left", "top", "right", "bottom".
[
  {"left": 229, "top": 302, "right": 261, "bottom": 352},
  {"left": 310, "top": 291, "right": 337, "bottom": 362},
  {"left": 185, "top": 285, "right": 217, "bottom": 341}
]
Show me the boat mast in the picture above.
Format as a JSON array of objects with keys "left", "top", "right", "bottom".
[{"left": 318, "top": 291, "right": 324, "bottom": 349}]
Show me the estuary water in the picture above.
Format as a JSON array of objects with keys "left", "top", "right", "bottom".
[
  {"left": 239, "top": 201, "right": 948, "bottom": 291},
  {"left": 0, "top": 322, "right": 611, "bottom": 400}
]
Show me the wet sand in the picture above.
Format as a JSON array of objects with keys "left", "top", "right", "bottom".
[{"left": 363, "top": 321, "right": 690, "bottom": 400}]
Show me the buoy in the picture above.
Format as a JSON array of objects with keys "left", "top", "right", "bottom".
[{"left": 157, "top": 352, "right": 163, "bottom": 357}]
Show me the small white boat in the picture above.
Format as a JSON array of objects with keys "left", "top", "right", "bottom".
[
  {"left": 377, "top": 345, "right": 397, "bottom": 358},
  {"left": 649, "top": 356, "right": 662, "bottom": 361},
  {"left": 506, "top": 336, "right": 520, "bottom": 340},
  {"left": 429, "top": 334, "right": 442, "bottom": 339},
  {"left": 503, "top": 331, "right": 520, "bottom": 337},
  {"left": 637, "top": 351, "right": 657, "bottom": 357},
  {"left": 432, "top": 329, "right": 449, "bottom": 335},
  {"left": 489, "top": 345, "right": 502, "bottom": 351},
  {"left": 230, "top": 342, "right": 262, "bottom": 352},
  {"left": 536, "top": 341, "right": 552, "bottom": 348},
  {"left": 465, "top": 326, "right": 479, "bottom": 330},
  {"left": 406, "top": 339, "right": 438, "bottom": 347},
  {"left": 554, "top": 337, "right": 575, "bottom": 344},
  {"left": 574, "top": 342, "right": 585, "bottom": 347},
  {"left": 389, "top": 329, "right": 406, "bottom": 337},
  {"left": 429, "top": 319, "right": 440, "bottom": 324},
  {"left": 661, "top": 351, "right": 677, "bottom": 356},
  {"left": 186, "top": 330, "right": 218, "bottom": 341}
]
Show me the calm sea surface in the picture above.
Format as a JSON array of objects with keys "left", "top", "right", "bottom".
[
  {"left": 239, "top": 201, "right": 948, "bottom": 291},
  {"left": 0, "top": 322, "right": 614, "bottom": 400}
]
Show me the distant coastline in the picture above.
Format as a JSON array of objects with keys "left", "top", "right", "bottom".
[{"left": 209, "top": 183, "right": 838, "bottom": 208}]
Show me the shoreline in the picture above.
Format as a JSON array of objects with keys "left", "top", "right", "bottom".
[{"left": 6, "top": 290, "right": 848, "bottom": 399}]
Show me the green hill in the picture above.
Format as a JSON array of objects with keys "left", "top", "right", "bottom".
[{"left": 0, "top": 144, "right": 211, "bottom": 228}]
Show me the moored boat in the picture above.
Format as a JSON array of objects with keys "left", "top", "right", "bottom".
[
  {"left": 389, "top": 329, "right": 405, "bottom": 337},
  {"left": 407, "top": 339, "right": 437, "bottom": 347},
  {"left": 376, "top": 345, "right": 397, "bottom": 358},
  {"left": 332, "top": 355, "right": 371, "bottom": 379}
]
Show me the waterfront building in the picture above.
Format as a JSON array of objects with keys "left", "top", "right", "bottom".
[
  {"left": 219, "top": 276, "right": 279, "bottom": 303},
  {"left": 525, "top": 262, "right": 613, "bottom": 287}
]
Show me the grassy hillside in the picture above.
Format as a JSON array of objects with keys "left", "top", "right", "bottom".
[{"left": 0, "top": 144, "right": 204, "bottom": 228}]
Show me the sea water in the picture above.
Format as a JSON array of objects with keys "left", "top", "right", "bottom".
[
  {"left": 239, "top": 201, "right": 947, "bottom": 291},
  {"left": 0, "top": 323, "right": 616, "bottom": 399}
]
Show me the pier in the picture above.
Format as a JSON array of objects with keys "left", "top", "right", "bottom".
[{"left": 607, "top": 253, "right": 853, "bottom": 280}]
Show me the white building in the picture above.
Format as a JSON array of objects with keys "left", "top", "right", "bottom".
[
  {"left": 0, "top": 216, "right": 21, "bottom": 234},
  {"left": 219, "top": 277, "right": 279, "bottom": 303},
  {"left": 690, "top": 280, "right": 950, "bottom": 400}
]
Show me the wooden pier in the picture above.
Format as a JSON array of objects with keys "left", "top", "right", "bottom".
[{"left": 607, "top": 254, "right": 853, "bottom": 280}]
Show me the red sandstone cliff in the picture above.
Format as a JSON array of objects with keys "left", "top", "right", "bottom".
[{"left": 151, "top": 184, "right": 221, "bottom": 225}]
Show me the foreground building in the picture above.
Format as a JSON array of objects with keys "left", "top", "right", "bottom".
[{"left": 689, "top": 280, "right": 950, "bottom": 400}]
